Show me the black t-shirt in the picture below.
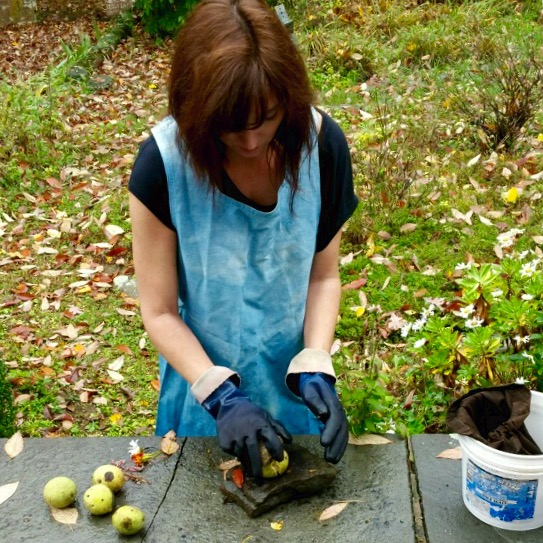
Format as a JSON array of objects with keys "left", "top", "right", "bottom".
[{"left": 129, "top": 110, "right": 358, "bottom": 252}]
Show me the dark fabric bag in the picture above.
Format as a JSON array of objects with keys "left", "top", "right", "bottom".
[{"left": 446, "top": 383, "right": 542, "bottom": 455}]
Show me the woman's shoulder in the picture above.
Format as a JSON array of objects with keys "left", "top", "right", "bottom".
[
  {"left": 316, "top": 109, "right": 350, "bottom": 164},
  {"left": 317, "top": 109, "right": 348, "bottom": 147}
]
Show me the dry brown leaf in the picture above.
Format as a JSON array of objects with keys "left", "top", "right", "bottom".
[
  {"left": 399, "top": 223, "right": 417, "bottom": 234},
  {"left": 319, "top": 501, "right": 349, "bottom": 521},
  {"left": 4, "top": 431, "right": 23, "bottom": 459},
  {"left": 436, "top": 447, "right": 462, "bottom": 460},
  {"left": 50, "top": 506, "right": 78, "bottom": 524},
  {"left": 0, "top": 481, "right": 19, "bottom": 505},
  {"left": 161, "top": 430, "right": 180, "bottom": 455},
  {"left": 348, "top": 434, "right": 392, "bottom": 446}
]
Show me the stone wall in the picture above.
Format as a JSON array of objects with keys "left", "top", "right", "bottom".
[{"left": 0, "top": 0, "right": 134, "bottom": 26}]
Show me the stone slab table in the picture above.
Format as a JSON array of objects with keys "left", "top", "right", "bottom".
[{"left": 0, "top": 435, "right": 415, "bottom": 543}]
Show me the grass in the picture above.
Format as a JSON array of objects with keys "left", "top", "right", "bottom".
[{"left": 2, "top": 0, "right": 543, "bottom": 438}]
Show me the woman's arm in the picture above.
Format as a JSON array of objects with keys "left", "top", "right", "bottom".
[
  {"left": 129, "top": 194, "right": 214, "bottom": 385},
  {"left": 303, "top": 229, "right": 343, "bottom": 351}
]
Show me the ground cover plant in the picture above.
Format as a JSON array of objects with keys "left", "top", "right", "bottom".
[{"left": 1, "top": 0, "right": 543, "bottom": 439}]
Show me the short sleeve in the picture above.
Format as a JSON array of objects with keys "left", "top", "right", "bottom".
[
  {"left": 128, "top": 136, "right": 174, "bottom": 231},
  {"left": 316, "top": 110, "right": 359, "bottom": 252}
]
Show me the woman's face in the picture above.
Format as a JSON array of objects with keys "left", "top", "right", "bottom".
[{"left": 219, "top": 99, "right": 284, "bottom": 161}]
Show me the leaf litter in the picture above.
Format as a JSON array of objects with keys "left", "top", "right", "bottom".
[{"left": 1, "top": 19, "right": 171, "bottom": 437}]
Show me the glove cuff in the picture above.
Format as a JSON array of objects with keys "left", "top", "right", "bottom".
[
  {"left": 286, "top": 348, "right": 336, "bottom": 396},
  {"left": 191, "top": 365, "right": 240, "bottom": 404}
]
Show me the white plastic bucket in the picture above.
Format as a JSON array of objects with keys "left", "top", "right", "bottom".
[{"left": 457, "top": 390, "right": 543, "bottom": 531}]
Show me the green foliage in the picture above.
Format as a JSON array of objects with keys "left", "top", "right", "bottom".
[
  {"left": 0, "top": 362, "right": 16, "bottom": 438},
  {"left": 396, "top": 234, "right": 543, "bottom": 429},
  {"left": 134, "top": 0, "right": 198, "bottom": 38}
]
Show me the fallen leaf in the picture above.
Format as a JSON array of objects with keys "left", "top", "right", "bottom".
[
  {"left": 219, "top": 458, "right": 241, "bottom": 471},
  {"left": 319, "top": 502, "right": 348, "bottom": 521},
  {"left": 4, "top": 431, "right": 24, "bottom": 459},
  {"left": 478, "top": 215, "right": 494, "bottom": 226},
  {"left": 340, "top": 252, "right": 354, "bottom": 265},
  {"left": 150, "top": 379, "right": 160, "bottom": 391},
  {"left": 104, "top": 224, "right": 124, "bottom": 240},
  {"left": 502, "top": 187, "right": 519, "bottom": 203},
  {"left": 348, "top": 434, "right": 392, "bottom": 446},
  {"left": 270, "top": 520, "right": 284, "bottom": 530},
  {"left": 451, "top": 209, "right": 473, "bottom": 225},
  {"left": 232, "top": 467, "right": 244, "bottom": 489},
  {"left": 108, "top": 356, "right": 124, "bottom": 372},
  {"left": 0, "top": 481, "right": 19, "bottom": 505},
  {"left": 399, "top": 223, "right": 417, "bottom": 234},
  {"left": 107, "top": 369, "right": 124, "bottom": 383},
  {"left": 466, "top": 154, "right": 481, "bottom": 167},
  {"left": 436, "top": 447, "right": 462, "bottom": 460},
  {"left": 50, "top": 506, "right": 78, "bottom": 524},
  {"left": 161, "top": 430, "right": 180, "bottom": 455},
  {"left": 116, "top": 308, "right": 136, "bottom": 316},
  {"left": 342, "top": 277, "right": 367, "bottom": 290}
]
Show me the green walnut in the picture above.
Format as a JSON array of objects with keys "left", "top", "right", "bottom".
[
  {"left": 92, "top": 464, "right": 125, "bottom": 493},
  {"left": 261, "top": 449, "right": 290, "bottom": 479},
  {"left": 112, "top": 505, "right": 145, "bottom": 535},
  {"left": 43, "top": 476, "right": 77, "bottom": 509},
  {"left": 83, "top": 483, "right": 114, "bottom": 515}
]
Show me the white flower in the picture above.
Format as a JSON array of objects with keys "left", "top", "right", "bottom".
[
  {"left": 497, "top": 228, "right": 524, "bottom": 248},
  {"left": 515, "top": 377, "right": 528, "bottom": 385},
  {"left": 413, "top": 338, "right": 426, "bottom": 349},
  {"left": 522, "top": 352, "right": 535, "bottom": 363},
  {"left": 514, "top": 335, "right": 530, "bottom": 345},
  {"left": 411, "top": 317, "right": 427, "bottom": 332},
  {"left": 400, "top": 323, "right": 412, "bottom": 338},
  {"left": 491, "top": 289, "right": 504, "bottom": 298},
  {"left": 521, "top": 294, "right": 534, "bottom": 301},
  {"left": 517, "top": 250, "right": 529, "bottom": 261},
  {"left": 128, "top": 440, "right": 141, "bottom": 455},
  {"left": 455, "top": 262, "right": 473, "bottom": 271},
  {"left": 465, "top": 317, "right": 484, "bottom": 328},
  {"left": 421, "top": 304, "right": 436, "bottom": 318},
  {"left": 520, "top": 260, "right": 539, "bottom": 278},
  {"left": 454, "top": 304, "right": 475, "bottom": 319}
]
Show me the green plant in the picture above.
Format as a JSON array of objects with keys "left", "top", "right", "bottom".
[
  {"left": 0, "top": 362, "right": 16, "bottom": 438},
  {"left": 400, "top": 229, "right": 543, "bottom": 412},
  {"left": 453, "top": 45, "right": 543, "bottom": 151},
  {"left": 134, "top": 0, "right": 198, "bottom": 38}
]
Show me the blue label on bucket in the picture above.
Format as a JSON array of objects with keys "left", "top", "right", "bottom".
[{"left": 465, "top": 460, "right": 538, "bottom": 522}]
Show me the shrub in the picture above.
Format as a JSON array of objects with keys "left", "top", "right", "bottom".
[
  {"left": 453, "top": 45, "right": 543, "bottom": 151},
  {"left": 0, "top": 362, "right": 16, "bottom": 438},
  {"left": 133, "top": 0, "right": 198, "bottom": 38}
]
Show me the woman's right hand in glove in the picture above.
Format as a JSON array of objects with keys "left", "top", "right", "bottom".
[{"left": 202, "top": 378, "right": 292, "bottom": 477}]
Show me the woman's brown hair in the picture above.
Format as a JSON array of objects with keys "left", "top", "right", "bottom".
[{"left": 168, "top": 0, "right": 315, "bottom": 198}]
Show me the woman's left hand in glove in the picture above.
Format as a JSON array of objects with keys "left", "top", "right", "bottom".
[{"left": 298, "top": 372, "right": 348, "bottom": 463}]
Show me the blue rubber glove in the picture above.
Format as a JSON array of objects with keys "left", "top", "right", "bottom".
[
  {"left": 202, "top": 378, "right": 292, "bottom": 477},
  {"left": 298, "top": 372, "right": 348, "bottom": 464}
]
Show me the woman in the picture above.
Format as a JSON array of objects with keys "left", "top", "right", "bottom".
[{"left": 129, "top": 0, "right": 358, "bottom": 477}]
